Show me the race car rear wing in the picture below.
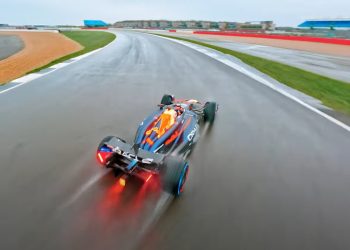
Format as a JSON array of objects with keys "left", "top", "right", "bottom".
[{"left": 104, "top": 136, "right": 165, "bottom": 165}]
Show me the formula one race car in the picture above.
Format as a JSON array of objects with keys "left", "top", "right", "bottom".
[{"left": 96, "top": 94, "right": 218, "bottom": 197}]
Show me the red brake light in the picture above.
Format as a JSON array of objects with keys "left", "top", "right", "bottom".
[
  {"left": 97, "top": 152, "right": 104, "bottom": 164},
  {"left": 97, "top": 151, "right": 112, "bottom": 165},
  {"left": 145, "top": 174, "right": 153, "bottom": 183}
]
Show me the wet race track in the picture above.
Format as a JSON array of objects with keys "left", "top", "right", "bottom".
[{"left": 1, "top": 31, "right": 350, "bottom": 250}]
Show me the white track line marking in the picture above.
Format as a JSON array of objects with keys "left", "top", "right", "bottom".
[
  {"left": 0, "top": 39, "right": 115, "bottom": 95},
  {"left": 156, "top": 35, "right": 350, "bottom": 132},
  {"left": 48, "top": 62, "right": 70, "bottom": 69},
  {"left": 11, "top": 73, "right": 42, "bottom": 83},
  {"left": 0, "top": 73, "right": 43, "bottom": 94}
]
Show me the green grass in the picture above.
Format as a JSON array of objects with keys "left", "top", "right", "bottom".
[
  {"left": 155, "top": 34, "right": 350, "bottom": 115},
  {"left": 29, "top": 31, "right": 116, "bottom": 73}
]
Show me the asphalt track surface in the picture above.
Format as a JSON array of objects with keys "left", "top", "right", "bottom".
[
  {"left": 0, "top": 31, "right": 350, "bottom": 250},
  {"left": 207, "top": 41, "right": 350, "bottom": 83},
  {"left": 149, "top": 31, "right": 350, "bottom": 83},
  {"left": 0, "top": 34, "right": 24, "bottom": 60}
]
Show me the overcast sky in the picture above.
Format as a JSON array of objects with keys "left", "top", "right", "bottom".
[{"left": 1, "top": 0, "right": 350, "bottom": 26}]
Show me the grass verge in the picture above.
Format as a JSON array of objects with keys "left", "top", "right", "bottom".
[
  {"left": 155, "top": 34, "right": 350, "bottom": 115},
  {"left": 29, "top": 30, "right": 116, "bottom": 73}
]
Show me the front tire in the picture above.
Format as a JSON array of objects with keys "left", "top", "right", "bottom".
[
  {"left": 161, "top": 94, "right": 174, "bottom": 105},
  {"left": 204, "top": 102, "right": 217, "bottom": 123},
  {"left": 160, "top": 156, "right": 189, "bottom": 197}
]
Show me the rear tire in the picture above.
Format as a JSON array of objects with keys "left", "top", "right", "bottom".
[
  {"left": 204, "top": 102, "right": 217, "bottom": 123},
  {"left": 161, "top": 94, "right": 174, "bottom": 105},
  {"left": 160, "top": 156, "right": 189, "bottom": 197}
]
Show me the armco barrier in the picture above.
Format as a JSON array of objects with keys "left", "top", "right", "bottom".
[{"left": 193, "top": 31, "right": 350, "bottom": 46}]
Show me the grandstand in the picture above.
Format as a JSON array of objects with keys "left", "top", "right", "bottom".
[
  {"left": 113, "top": 20, "right": 275, "bottom": 31},
  {"left": 298, "top": 19, "right": 350, "bottom": 29}
]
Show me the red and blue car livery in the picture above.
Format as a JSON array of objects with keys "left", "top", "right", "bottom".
[{"left": 96, "top": 94, "right": 218, "bottom": 196}]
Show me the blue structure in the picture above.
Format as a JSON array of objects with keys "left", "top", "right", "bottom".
[
  {"left": 298, "top": 19, "right": 350, "bottom": 29},
  {"left": 83, "top": 20, "right": 108, "bottom": 28}
]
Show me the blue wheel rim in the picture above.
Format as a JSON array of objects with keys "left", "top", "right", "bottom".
[{"left": 177, "top": 163, "right": 189, "bottom": 196}]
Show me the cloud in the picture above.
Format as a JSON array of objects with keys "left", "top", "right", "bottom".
[{"left": 1, "top": 0, "right": 349, "bottom": 26}]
